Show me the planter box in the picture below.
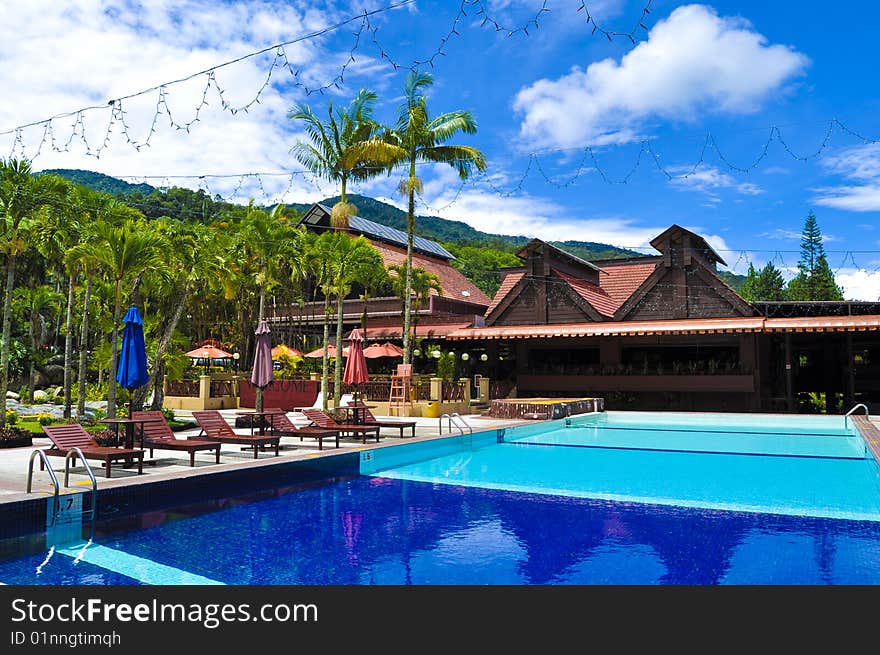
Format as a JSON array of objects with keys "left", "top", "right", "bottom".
[{"left": 0, "top": 434, "right": 34, "bottom": 449}]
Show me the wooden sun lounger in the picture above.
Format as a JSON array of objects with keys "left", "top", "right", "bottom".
[
  {"left": 360, "top": 407, "right": 416, "bottom": 438},
  {"left": 262, "top": 408, "right": 340, "bottom": 450},
  {"left": 191, "top": 410, "right": 280, "bottom": 459},
  {"left": 301, "top": 409, "right": 381, "bottom": 444},
  {"left": 41, "top": 423, "right": 144, "bottom": 478},
  {"left": 131, "top": 410, "right": 221, "bottom": 466}
]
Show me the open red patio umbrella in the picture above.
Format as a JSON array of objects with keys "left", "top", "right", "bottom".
[
  {"left": 362, "top": 342, "right": 404, "bottom": 359},
  {"left": 343, "top": 329, "right": 368, "bottom": 405}
]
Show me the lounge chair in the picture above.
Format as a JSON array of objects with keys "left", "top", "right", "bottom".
[
  {"left": 41, "top": 424, "right": 144, "bottom": 478},
  {"left": 131, "top": 410, "right": 221, "bottom": 466},
  {"left": 301, "top": 409, "right": 381, "bottom": 444},
  {"left": 360, "top": 407, "right": 416, "bottom": 439},
  {"left": 191, "top": 410, "right": 280, "bottom": 459},
  {"left": 262, "top": 408, "right": 340, "bottom": 451}
]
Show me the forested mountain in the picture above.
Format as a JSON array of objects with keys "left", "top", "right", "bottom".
[
  {"left": 48, "top": 171, "right": 746, "bottom": 290},
  {"left": 40, "top": 168, "right": 155, "bottom": 196}
]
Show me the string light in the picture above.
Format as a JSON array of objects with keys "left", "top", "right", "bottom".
[{"left": 577, "top": 1, "right": 654, "bottom": 45}]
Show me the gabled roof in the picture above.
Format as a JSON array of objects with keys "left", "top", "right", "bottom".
[
  {"left": 485, "top": 271, "right": 524, "bottom": 317},
  {"left": 371, "top": 241, "right": 491, "bottom": 307},
  {"left": 552, "top": 269, "right": 616, "bottom": 317},
  {"left": 650, "top": 224, "right": 726, "bottom": 266},
  {"left": 300, "top": 203, "right": 455, "bottom": 261},
  {"left": 517, "top": 239, "right": 605, "bottom": 274},
  {"left": 589, "top": 258, "right": 659, "bottom": 309}
]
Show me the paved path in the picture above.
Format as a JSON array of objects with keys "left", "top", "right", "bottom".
[{"left": 0, "top": 409, "right": 529, "bottom": 504}]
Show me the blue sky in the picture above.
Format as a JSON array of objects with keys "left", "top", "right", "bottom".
[{"left": 1, "top": 1, "right": 878, "bottom": 298}]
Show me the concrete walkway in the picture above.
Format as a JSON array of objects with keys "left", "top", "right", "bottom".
[{"left": 0, "top": 409, "right": 529, "bottom": 504}]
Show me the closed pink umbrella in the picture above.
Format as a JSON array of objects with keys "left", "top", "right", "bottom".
[
  {"left": 343, "top": 328, "right": 368, "bottom": 405},
  {"left": 250, "top": 320, "right": 273, "bottom": 412}
]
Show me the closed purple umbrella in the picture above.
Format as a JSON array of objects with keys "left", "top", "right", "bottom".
[{"left": 251, "top": 320, "right": 273, "bottom": 412}]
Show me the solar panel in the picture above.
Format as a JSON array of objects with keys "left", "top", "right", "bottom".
[{"left": 309, "top": 204, "right": 455, "bottom": 260}]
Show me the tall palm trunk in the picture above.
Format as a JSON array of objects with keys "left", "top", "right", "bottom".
[
  {"left": 321, "top": 294, "right": 331, "bottom": 411},
  {"left": 106, "top": 281, "right": 122, "bottom": 418},
  {"left": 63, "top": 270, "right": 76, "bottom": 418},
  {"left": 334, "top": 292, "right": 344, "bottom": 407},
  {"left": 0, "top": 256, "right": 17, "bottom": 427},
  {"left": 77, "top": 272, "right": 93, "bottom": 418},
  {"left": 402, "top": 162, "right": 416, "bottom": 365},
  {"left": 27, "top": 318, "right": 37, "bottom": 405}
]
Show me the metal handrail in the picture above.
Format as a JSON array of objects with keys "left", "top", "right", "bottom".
[
  {"left": 64, "top": 448, "right": 97, "bottom": 495},
  {"left": 439, "top": 413, "right": 464, "bottom": 436},
  {"left": 450, "top": 413, "right": 472, "bottom": 435},
  {"left": 845, "top": 403, "right": 870, "bottom": 428},
  {"left": 27, "top": 450, "right": 60, "bottom": 526}
]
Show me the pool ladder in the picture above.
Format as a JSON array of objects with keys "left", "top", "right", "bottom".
[
  {"left": 439, "top": 413, "right": 472, "bottom": 436},
  {"left": 844, "top": 403, "right": 870, "bottom": 428},
  {"left": 27, "top": 448, "right": 98, "bottom": 530}
]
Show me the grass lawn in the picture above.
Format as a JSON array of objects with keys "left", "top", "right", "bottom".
[{"left": 13, "top": 418, "right": 195, "bottom": 434}]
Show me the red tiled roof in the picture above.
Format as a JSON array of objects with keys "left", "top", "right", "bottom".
[
  {"left": 485, "top": 271, "right": 524, "bottom": 317},
  {"left": 596, "top": 259, "right": 659, "bottom": 309},
  {"left": 370, "top": 241, "right": 491, "bottom": 306},
  {"left": 447, "top": 314, "right": 880, "bottom": 340},
  {"left": 366, "top": 323, "right": 474, "bottom": 340},
  {"left": 552, "top": 269, "right": 616, "bottom": 318}
]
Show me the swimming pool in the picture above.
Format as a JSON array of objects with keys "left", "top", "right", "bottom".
[{"left": 1, "top": 411, "right": 879, "bottom": 584}]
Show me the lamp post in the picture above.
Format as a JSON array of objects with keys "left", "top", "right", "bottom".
[
  {"left": 232, "top": 352, "right": 240, "bottom": 372},
  {"left": 202, "top": 348, "right": 210, "bottom": 376}
]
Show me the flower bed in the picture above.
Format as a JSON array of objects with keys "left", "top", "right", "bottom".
[{"left": 0, "top": 426, "right": 34, "bottom": 449}]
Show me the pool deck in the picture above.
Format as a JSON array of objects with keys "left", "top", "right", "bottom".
[{"left": 0, "top": 409, "right": 530, "bottom": 506}]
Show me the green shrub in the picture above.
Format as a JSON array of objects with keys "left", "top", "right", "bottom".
[
  {"left": 5, "top": 409, "right": 18, "bottom": 426},
  {"left": 161, "top": 407, "right": 175, "bottom": 422},
  {"left": 36, "top": 413, "right": 54, "bottom": 426}
]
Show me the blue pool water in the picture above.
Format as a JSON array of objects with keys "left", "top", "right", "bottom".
[
  {"left": 1, "top": 411, "right": 879, "bottom": 584},
  {"left": 375, "top": 411, "right": 880, "bottom": 521},
  {"left": 3, "top": 476, "right": 880, "bottom": 584}
]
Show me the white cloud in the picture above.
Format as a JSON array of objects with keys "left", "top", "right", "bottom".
[
  {"left": 813, "top": 144, "right": 880, "bottom": 211},
  {"left": 512, "top": 4, "right": 808, "bottom": 149},
  {"left": 669, "top": 166, "right": 763, "bottom": 200},
  {"left": 0, "top": 0, "right": 391, "bottom": 203},
  {"left": 835, "top": 269, "right": 880, "bottom": 301}
]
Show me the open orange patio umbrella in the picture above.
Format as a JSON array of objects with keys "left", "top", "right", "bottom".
[
  {"left": 362, "top": 342, "right": 405, "bottom": 359},
  {"left": 185, "top": 345, "right": 233, "bottom": 374}
]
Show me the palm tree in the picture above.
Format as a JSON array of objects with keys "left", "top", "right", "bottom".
[
  {"left": 88, "top": 219, "right": 167, "bottom": 418},
  {"left": 0, "top": 158, "right": 67, "bottom": 426},
  {"left": 288, "top": 88, "right": 397, "bottom": 230},
  {"left": 327, "top": 234, "right": 384, "bottom": 407},
  {"left": 12, "top": 286, "right": 64, "bottom": 403},
  {"left": 389, "top": 265, "right": 442, "bottom": 350},
  {"left": 373, "top": 71, "right": 486, "bottom": 364},
  {"left": 34, "top": 181, "right": 84, "bottom": 418},
  {"left": 305, "top": 232, "right": 337, "bottom": 410}
]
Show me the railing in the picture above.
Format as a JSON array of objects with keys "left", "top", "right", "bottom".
[
  {"left": 439, "top": 413, "right": 472, "bottom": 435},
  {"left": 27, "top": 450, "right": 60, "bottom": 526},
  {"left": 166, "top": 379, "right": 199, "bottom": 397},
  {"left": 441, "top": 381, "right": 466, "bottom": 402},
  {"left": 210, "top": 379, "right": 234, "bottom": 397},
  {"left": 845, "top": 403, "right": 870, "bottom": 428},
  {"left": 489, "top": 380, "right": 515, "bottom": 400}
]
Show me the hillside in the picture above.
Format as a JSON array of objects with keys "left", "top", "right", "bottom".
[
  {"left": 49, "top": 171, "right": 745, "bottom": 290},
  {"left": 293, "top": 194, "right": 643, "bottom": 262},
  {"left": 40, "top": 168, "right": 155, "bottom": 196}
]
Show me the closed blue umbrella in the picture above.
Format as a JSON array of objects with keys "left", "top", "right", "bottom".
[{"left": 117, "top": 305, "right": 149, "bottom": 417}]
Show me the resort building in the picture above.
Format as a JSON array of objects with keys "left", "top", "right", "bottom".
[
  {"left": 271, "top": 202, "right": 491, "bottom": 343},
  {"left": 271, "top": 206, "right": 879, "bottom": 414}
]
